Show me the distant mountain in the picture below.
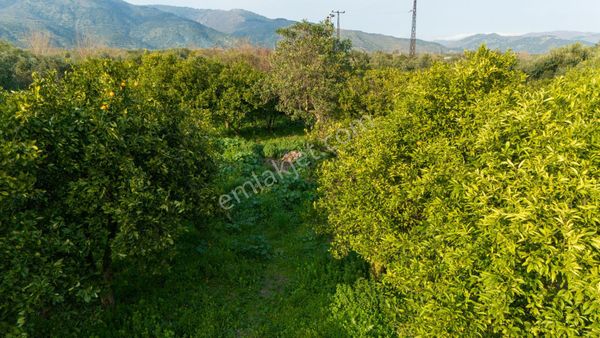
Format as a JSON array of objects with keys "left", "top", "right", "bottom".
[
  {"left": 342, "top": 30, "right": 447, "bottom": 54},
  {"left": 0, "top": 0, "right": 231, "bottom": 49},
  {"left": 9, "top": 0, "right": 588, "bottom": 55},
  {"left": 438, "top": 32, "right": 598, "bottom": 54},
  {"left": 0, "top": 0, "right": 448, "bottom": 53},
  {"left": 523, "top": 31, "right": 600, "bottom": 44},
  {"left": 151, "top": 6, "right": 294, "bottom": 48},
  {"left": 152, "top": 5, "right": 449, "bottom": 53}
]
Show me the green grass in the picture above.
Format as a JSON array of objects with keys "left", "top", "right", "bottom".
[
  {"left": 37, "top": 128, "right": 367, "bottom": 337},
  {"left": 237, "top": 118, "right": 306, "bottom": 142}
]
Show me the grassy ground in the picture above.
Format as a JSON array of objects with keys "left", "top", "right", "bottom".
[{"left": 39, "top": 127, "right": 367, "bottom": 337}]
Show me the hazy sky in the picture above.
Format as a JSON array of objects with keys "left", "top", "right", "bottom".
[{"left": 125, "top": 0, "right": 600, "bottom": 40}]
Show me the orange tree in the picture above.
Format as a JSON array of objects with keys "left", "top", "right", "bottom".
[
  {"left": 211, "top": 60, "right": 268, "bottom": 132},
  {"left": 339, "top": 68, "right": 409, "bottom": 119},
  {"left": 268, "top": 21, "right": 354, "bottom": 127},
  {"left": 319, "top": 47, "right": 600, "bottom": 335},
  {"left": 134, "top": 52, "right": 278, "bottom": 133},
  {"left": 0, "top": 59, "right": 217, "bottom": 334}
]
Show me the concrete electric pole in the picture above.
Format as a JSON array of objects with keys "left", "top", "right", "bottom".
[
  {"left": 410, "top": 0, "right": 418, "bottom": 57},
  {"left": 330, "top": 10, "right": 346, "bottom": 39}
]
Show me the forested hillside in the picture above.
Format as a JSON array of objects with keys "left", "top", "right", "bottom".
[
  {"left": 0, "top": 0, "right": 231, "bottom": 49},
  {"left": 0, "top": 0, "right": 447, "bottom": 53},
  {"left": 0, "top": 20, "right": 598, "bottom": 337},
  {"left": 150, "top": 6, "right": 295, "bottom": 48},
  {"left": 438, "top": 32, "right": 598, "bottom": 54}
]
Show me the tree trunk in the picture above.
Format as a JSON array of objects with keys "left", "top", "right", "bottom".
[
  {"left": 101, "top": 244, "right": 115, "bottom": 308},
  {"left": 268, "top": 114, "right": 275, "bottom": 131},
  {"left": 101, "top": 220, "right": 117, "bottom": 308}
]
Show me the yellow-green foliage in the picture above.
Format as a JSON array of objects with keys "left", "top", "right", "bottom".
[
  {"left": 318, "top": 47, "right": 600, "bottom": 335},
  {"left": 339, "top": 68, "right": 409, "bottom": 118}
]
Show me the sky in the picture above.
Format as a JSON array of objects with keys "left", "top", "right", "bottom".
[{"left": 125, "top": 0, "right": 600, "bottom": 40}]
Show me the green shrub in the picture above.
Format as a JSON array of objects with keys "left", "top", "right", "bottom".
[
  {"left": 368, "top": 51, "right": 445, "bottom": 71},
  {"left": 521, "top": 43, "right": 593, "bottom": 81},
  {"left": 0, "top": 59, "right": 217, "bottom": 334},
  {"left": 331, "top": 279, "right": 398, "bottom": 337},
  {"left": 0, "top": 41, "right": 70, "bottom": 90},
  {"left": 339, "top": 68, "right": 409, "bottom": 118},
  {"left": 318, "top": 47, "right": 599, "bottom": 335},
  {"left": 217, "top": 137, "right": 264, "bottom": 185}
]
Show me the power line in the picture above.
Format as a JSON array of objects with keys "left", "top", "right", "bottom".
[
  {"left": 410, "top": 0, "right": 418, "bottom": 57},
  {"left": 330, "top": 10, "right": 346, "bottom": 39}
]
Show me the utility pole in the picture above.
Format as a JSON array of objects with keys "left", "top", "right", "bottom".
[
  {"left": 409, "top": 0, "right": 418, "bottom": 57},
  {"left": 331, "top": 10, "right": 346, "bottom": 39}
]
